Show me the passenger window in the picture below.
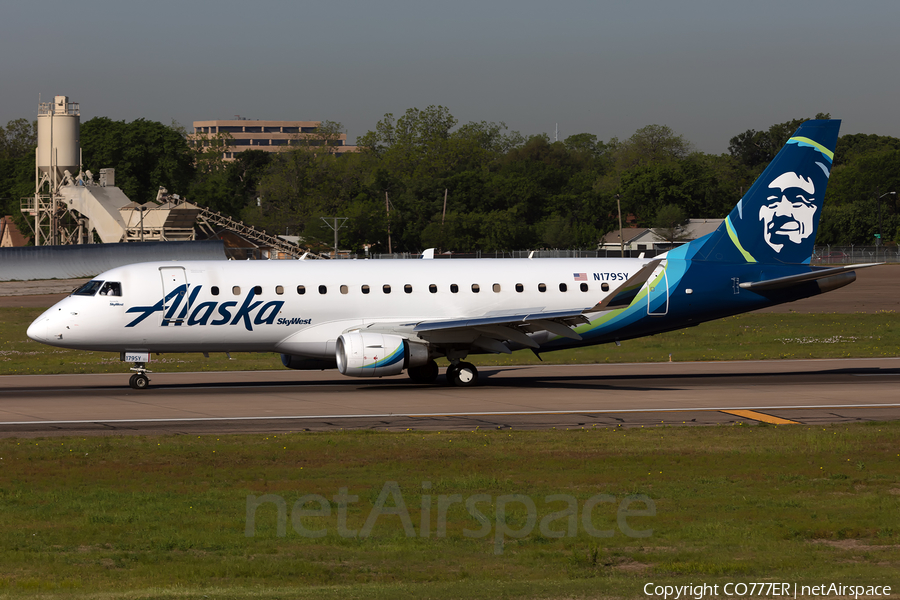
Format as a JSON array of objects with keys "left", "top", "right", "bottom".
[
  {"left": 429, "top": 284, "right": 437, "bottom": 293},
  {"left": 580, "top": 282, "right": 589, "bottom": 292},
  {"left": 383, "top": 284, "right": 391, "bottom": 294},
  {"left": 559, "top": 283, "right": 567, "bottom": 292},
  {"left": 276, "top": 286, "right": 284, "bottom": 295},
  {"left": 253, "top": 285, "right": 262, "bottom": 295},
  {"left": 450, "top": 284, "right": 459, "bottom": 293},
  {"left": 538, "top": 283, "right": 547, "bottom": 293},
  {"left": 340, "top": 285, "right": 349, "bottom": 294},
  {"left": 211, "top": 286, "right": 220, "bottom": 296},
  {"left": 73, "top": 280, "right": 103, "bottom": 296},
  {"left": 601, "top": 283, "right": 610, "bottom": 292},
  {"left": 404, "top": 284, "right": 412, "bottom": 294},
  {"left": 492, "top": 283, "right": 501, "bottom": 293},
  {"left": 362, "top": 285, "right": 370, "bottom": 294},
  {"left": 515, "top": 283, "right": 524, "bottom": 293},
  {"left": 471, "top": 284, "right": 480, "bottom": 293},
  {"left": 233, "top": 286, "right": 241, "bottom": 295},
  {"left": 99, "top": 282, "right": 122, "bottom": 297},
  {"left": 297, "top": 285, "right": 306, "bottom": 295},
  {"left": 318, "top": 285, "right": 327, "bottom": 294}
]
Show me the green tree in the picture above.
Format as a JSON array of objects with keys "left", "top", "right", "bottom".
[
  {"left": 834, "top": 133, "right": 900, "bottom": 167},
  {"left": 653, "top": 204, "right": 689, "bottom": 243},
  {"left": 0, "top": 118, "right": 38, "bottom": 237},
  {"left": 80, "top": 117, "right": 195, "bottom": 203},
  {"left": 728, "top": 114, "right": 831, "bottom": 169},
  {"left": 614, "top": 124, "right": 693, "bottom": 171},
  {"left": 0, "top": 118, "right": 37, "bottom": 161},
  {"left": 189, "top": 149, "right": 272, "bottom": 218}
]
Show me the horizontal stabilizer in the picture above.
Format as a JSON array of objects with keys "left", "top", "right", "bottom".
[
  {"left": 584, "top": 259, "right": 661, "bottom": 313},
  {"left": 738, "top": 263, "right": 880, "bottom": 292}
]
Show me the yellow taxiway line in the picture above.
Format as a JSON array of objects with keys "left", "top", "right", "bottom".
[{"left": 720, "top": 409, "right": 799, "bottom": 425}]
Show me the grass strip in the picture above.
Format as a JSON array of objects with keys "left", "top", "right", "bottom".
[
  {"left": 0, "top": 423, "right": 898, "bottom": 598},
  {"left": 2, "top": 308, "right": 899, "bottom": 376}
]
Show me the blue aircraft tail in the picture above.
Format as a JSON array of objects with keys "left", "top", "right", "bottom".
[{"left": 691, "top": 119, "right": 841, "bottom": 265}]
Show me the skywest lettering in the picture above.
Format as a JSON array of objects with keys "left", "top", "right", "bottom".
[{"left": 125, "top": 285, "right": 287, "bottom": 331}]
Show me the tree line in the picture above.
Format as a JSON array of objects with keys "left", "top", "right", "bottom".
[{"left": 2, "top": 108, "right": 899, "bottom": 251}]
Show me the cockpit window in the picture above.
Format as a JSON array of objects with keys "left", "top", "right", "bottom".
[
  {"left": 73, "top": 280, "right": 104, "bottom": 296},
  {"left": 99, "top": 282, "right": 122, "bottom": 297}
]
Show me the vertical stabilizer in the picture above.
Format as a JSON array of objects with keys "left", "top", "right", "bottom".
[{"left": 692, "top": 119, "right": 840, "bottom": 265}]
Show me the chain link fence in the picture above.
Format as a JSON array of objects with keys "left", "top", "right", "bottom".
[
  {"left": 363, "top": 246, "right": 899, "bottom": 263},
  {"left": 811, "top": 246, "right": 900, "bottom": 264}
]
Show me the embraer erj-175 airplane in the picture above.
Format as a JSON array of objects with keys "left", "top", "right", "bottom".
[{"left": 28, "top": 120, "right": 873, "bottom": 389}]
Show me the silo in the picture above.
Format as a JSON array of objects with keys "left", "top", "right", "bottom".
[{"left": 36, "top": 95, "right": 80, "bottom": 184}]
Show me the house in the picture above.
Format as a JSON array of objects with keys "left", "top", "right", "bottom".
[
  {"left": 599, "top": 219, "right": 723, "bottom": 252},
  {"left": 0, "top": 216, "right": 30, "bottom": 247},
  {"left": 598, "top": 227, "right": 649, "bottom": 251}
]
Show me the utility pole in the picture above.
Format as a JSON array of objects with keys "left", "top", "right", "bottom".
[
  {"left": 876, "top": 192, "right": 896, "bottom": 260},
  {"left": 616, "top": 194, "right": 624, "bottom": 258},
  {"left": 385, "top": 191, "right": 392, "bottom": 254},
  {"left": 320, "top": 216, "right": 348, "bottom": 258}
]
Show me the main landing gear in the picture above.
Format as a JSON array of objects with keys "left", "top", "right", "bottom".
[
  {"left": 408, "top": 359, "right": 440, "bottom": 384},
  {"left": 446, "top": 361, "right": 479, "bottom": 387},
  {"left": 407, "top": 358, "right": 479, "bottom": 386},
  {"left": 129, "top": 363, "right": 151, "bottom": 390}
]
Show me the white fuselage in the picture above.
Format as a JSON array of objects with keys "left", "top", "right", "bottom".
[{"left": 27, "top": 257, "right": 648, "bottom": 359}]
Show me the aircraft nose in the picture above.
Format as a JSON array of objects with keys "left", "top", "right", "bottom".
[{"left": 27, "top": 317, "right": 49, "bottom": 343}]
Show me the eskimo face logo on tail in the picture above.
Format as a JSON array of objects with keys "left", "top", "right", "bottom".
[
  {"left": 760, "top": 171, "right": 817, "bottom": 253},
  {"left": 125, "top": 285, "right": 286, "bottom": 331}
]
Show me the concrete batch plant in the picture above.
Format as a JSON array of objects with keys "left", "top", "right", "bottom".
[{"left": 19, "top": 95, "right": 313, "bottom": 258}]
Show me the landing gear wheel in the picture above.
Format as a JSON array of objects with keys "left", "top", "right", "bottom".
[
  {"left": 445, "top": 364, "right": 460, "bottom": 385},
  {"left": 408, "top": 359, "right": 439, "bottom": 383},
  {"left": 448, "top": 361, "right": 479, "bottom": 387},
  {"left": 129, "top": 373, "right": 150, "bottom": 390}
]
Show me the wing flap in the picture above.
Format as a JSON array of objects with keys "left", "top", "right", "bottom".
[
  {"left": 410, "top": 309, "right": 589, "bottom": 350},
  {"left": 413, "top": 309, "right": 589, "bottom": 333}
]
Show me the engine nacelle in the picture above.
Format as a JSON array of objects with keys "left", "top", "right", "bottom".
[
  {"left": 336, "top": 332, "right": 429, "bottom": 377},
  {"left": 280, "top": 354, "right": 337, "bottom": 370}
]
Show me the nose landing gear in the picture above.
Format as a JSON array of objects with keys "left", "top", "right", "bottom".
[
  {"left": 129, "top": 373, "right": 150, "bottom": 389},
  {"left": 128, "top": 363, "right": 151, "bottom": 390}
]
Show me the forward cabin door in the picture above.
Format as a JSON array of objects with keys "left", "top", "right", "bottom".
[
  {"left": 159, "top": 266, "right": 190, "bottom": 326},
  {"left": 646, "top": 260, "right": 669, "bottom": 316}
]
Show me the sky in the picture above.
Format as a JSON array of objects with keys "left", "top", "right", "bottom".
[{"left": 2, "top": 0, "right": 899, "bottom": 154}]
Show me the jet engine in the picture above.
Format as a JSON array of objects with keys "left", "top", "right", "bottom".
[{"left": 336, "top": 332, "right": 429, "bottom": 377}]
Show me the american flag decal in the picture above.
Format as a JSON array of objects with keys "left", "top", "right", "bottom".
[{"left": 574, "top": 273, "right": 587, "bottom": 281}]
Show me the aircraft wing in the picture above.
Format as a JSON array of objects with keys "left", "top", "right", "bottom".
[
  {"left": 408, "top": 309, "right": 589, "bottom": 353},
  {"left": 738, "top": 263, "right": 880, "bottom": 292},
  {"left": 351, "top": 260, "right": 664, "bottom": 354},
  {"left": 411, "top": 259, "right": 665, "bottom": 352},
  {"left": 350, "top": 309, "right": 590, "bottom": 355}
]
